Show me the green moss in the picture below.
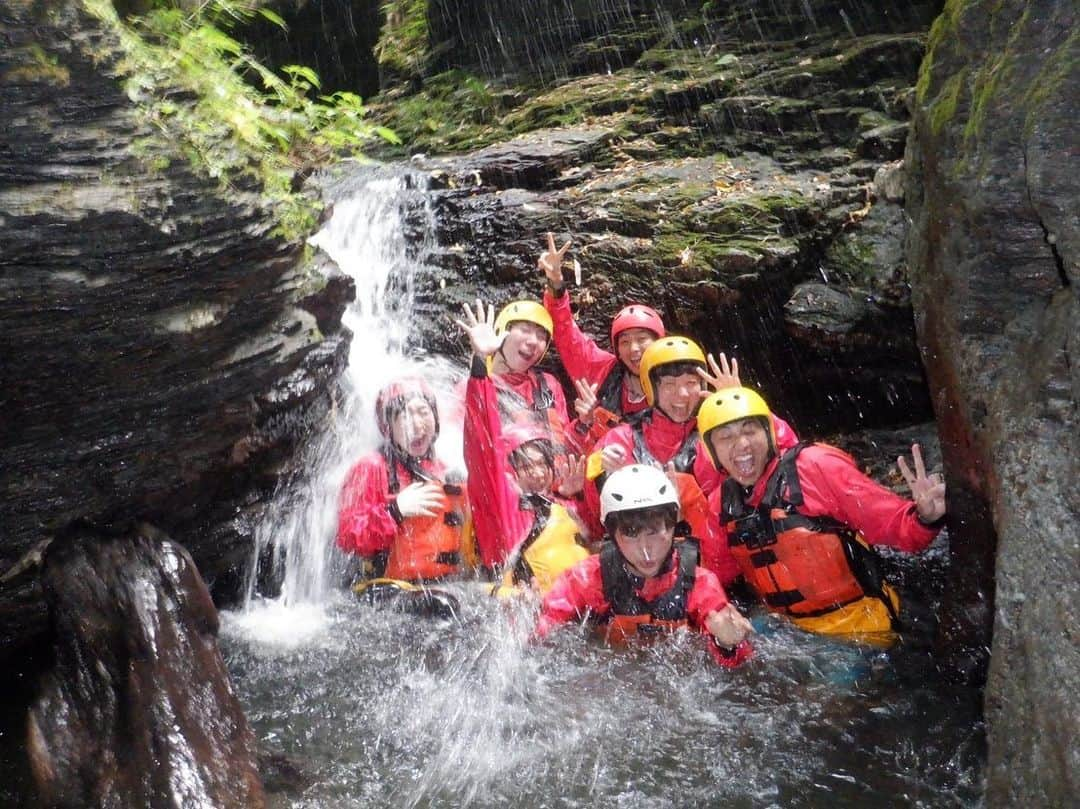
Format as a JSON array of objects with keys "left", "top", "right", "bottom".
[
  {"left": 1021, "top": 28, "right": 1077, "bottom": 138},
  {"left": 927, "top": 70, "right": 965, "bottom": 135},
  {"left": 374, "top": 0, "right": 429, "bottom": 80},
  {"left": 824, "top": 237, "right": 877, "bottom": 283},
  {"left": 963, "top": 54, "right": 1007, "bottom": 142},
  {"left": 915, "top": 0, "right": 964, "bottom": 103},
  {"left": 2, "top": 43, "right": 71, "bottom": 86}
]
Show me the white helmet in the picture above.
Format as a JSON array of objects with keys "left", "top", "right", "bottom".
[{"left": 599, "top": 464, "right": 680, "bottom": 523}]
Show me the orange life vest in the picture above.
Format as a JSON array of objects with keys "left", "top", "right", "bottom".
[
  {"left": 383, "top": 455, "right": 465, "bottom": 582},
  {"left": 720, "top": 444, "right": 900, "bottom": 629},
  {"left": 598, "top": 539, "right": 698, "bottom": 644}
]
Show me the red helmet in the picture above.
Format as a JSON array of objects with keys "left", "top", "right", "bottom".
[
  {"left": 610, "top": 304, "right": 665, "bottom": 349},
  {"left": 375, "top": 377, "right": 439, "bottom": 439}
]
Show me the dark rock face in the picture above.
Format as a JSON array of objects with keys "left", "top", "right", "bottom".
[
  {"left": 428, "top": 0, "right": 940, "bottom": 81},
  {"left": 0, "top": 3, "right": 350, "bottom": 658},
  {"left": 427, "top": 0, "right": 693, "bottom": 80},
  {"left": 905, "top": 0, "right": 1078, "bottom": 803},
  {"left": 403, "top": 0, "right": 941, "bottom": 433},
  {"left": 28, "top": 523, "right": 265, "bottom": 809},
  {"left": 234, "top": 0, "right": 384, "bottom": 98}
]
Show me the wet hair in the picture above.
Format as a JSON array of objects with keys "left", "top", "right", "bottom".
[
  {"left": 381, "top": 394, "right": 438, "bottom": 460},
  {"left": 508, "top": 438, "right": 555, "bottom": 473},
  {"left": 604, "top": 504, "right": 680, "bottom": 537}
]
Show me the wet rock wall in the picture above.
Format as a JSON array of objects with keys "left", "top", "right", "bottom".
[
  {"left": 905, "top": 0, "right": 1078, "bottom": 803},
  {"left": 0, "top": 2, "right": 350, "bottom": 659},
  {"left": 381, "top": 1, "right": 944, "bottom": 434},
  {"left": 427, "top": 0, "right": 941, "bottom": 82}
]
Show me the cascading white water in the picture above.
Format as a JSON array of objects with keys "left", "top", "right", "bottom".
[{"left": 234, "top": 167, "right": 464, "bottom": 639}]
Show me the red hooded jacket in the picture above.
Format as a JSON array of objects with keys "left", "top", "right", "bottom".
[
  {"left": 706, "top": 443, "right": 942, "bottom": 586},
  {"left": 543, "top": 289, "right": 651, "bottom": 421},
  {"left": 536, "top": 549, "right": 752, "bottom": 667},
  {"left": 464, "top": 362, "right": 584, "bottom": 568}
]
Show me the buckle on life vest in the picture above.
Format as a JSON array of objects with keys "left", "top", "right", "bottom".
[
  {"left": 730, "top": 511, "right": 769, "bottom": 547},
  {"left": 435, "top": 551, "right": 461, "bottom": 566},
  {"left": 749, "top": 549, "right": 778, "bottom": 568},
  {"left": 635, "top": 622, "right": 667, "bottom": 637},
  {"left": 443, "top": 511, "right": 464, "bottom": 527},
  {"left": 764, "top": 589, "right": 805, "bottom": 609}
]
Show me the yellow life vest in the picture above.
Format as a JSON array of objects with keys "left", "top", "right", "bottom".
[{"left": 494, "top": 502, "right": 589, "bottom": 597}]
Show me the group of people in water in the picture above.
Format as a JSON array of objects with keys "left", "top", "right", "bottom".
[{"left": 337, "top": 234, "right": 948, "bottom": 667}]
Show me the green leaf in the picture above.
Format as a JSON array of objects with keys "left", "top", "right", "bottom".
[
  {"left": 282, "top": 64, "right": 321, "bottom": 90},
  {"left": 193, "top": 25, "right": 243, "bottom": 57},
  {"left": 374, "top": 125, "right": 401, "bottom": 144},
  {"left": 258, "top": 8, "right": 288, "bottom": 30}
]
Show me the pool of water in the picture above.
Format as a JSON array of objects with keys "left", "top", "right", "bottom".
[{"left": 222, "top": 582, "right": 985, "bottom": 808}]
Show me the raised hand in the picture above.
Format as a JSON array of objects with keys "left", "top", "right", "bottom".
[
  {"left": 573, "top": 378, "right": 599, "bottom": 424},
  {"left": 705, "top": 603, "right": 754, "bottom": 648},
  {"left": 600, "top": 443, "right": 629, "bottom": 474},
  {"left": 395, "top": 481, "right": 444, "bottom": 518},
  {"left": 663, "top": 461, "right": 681, "bottom": 491},
  {"left": 538, "top": 231, "right": 572, "bottom": 290},
  {"left": 556, "top": 454, "right": 586, "bottom": 498},
  {"left": 454, "top": 299, "right": 504, "bottom": 358},
  {"left": 897, "top": 443, "right": 946, "bottom": 524},
  {"left": 696, "top": 352, "right": 741, "bottom": 395}
]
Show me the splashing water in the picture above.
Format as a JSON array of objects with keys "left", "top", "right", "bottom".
[
  {"left": 235, "top": 166, "right": 463, "bottom": 641},
  {"left": 222, "top": 585, "right": 985, "bottom": 808}
]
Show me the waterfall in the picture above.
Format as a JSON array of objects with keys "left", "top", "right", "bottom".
[{"left": 237, "top": 166, "right": 463, "bottom": 632}]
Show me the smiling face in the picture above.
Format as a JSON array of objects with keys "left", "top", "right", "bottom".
[
  {"left": 509, "top": 440, "right": 554, "bottom": 496},
  {"left": 500, "top": 321, "right": 550, "bottom": 373},
  {"left": 654, "top": 372, "right": 703, "bottom": 423},
  {"left": 615, "top": 328, "right": 658, "bottom": 375},
  {"left": 390, "top": 396, "right": 438, "bottom": 459},
  {"left": 613, "top": 513, "right": 676, "bottom": 579},
  {"left": 707, "top": 417, "right": 772, "bottom": 486}
]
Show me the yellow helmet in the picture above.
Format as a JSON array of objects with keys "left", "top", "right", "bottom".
[
  {"left": 638, "top": 335, "right": 707, "bottom": 405},
  {"left": 697, "top": 387, "right": 775, "bottom": 468},
  {"left": 494, "top": 300, "right": 553, "bottom": 338}
]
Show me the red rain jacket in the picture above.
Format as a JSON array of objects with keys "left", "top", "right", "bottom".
[
  {"left": 336, "top": 451, "right": 447, "bottom": 557},
  {"left": 706, "top": 443, "right": 942, "bottom": 586},
  {"left": 543, "top": 289, "right": 651, "bottom": 420},
  {"left": 464, "top": 367, "right": 584, "bottom": 568},
  {"left": 536, "top": 549, "right": 752, "bottom": 667}
]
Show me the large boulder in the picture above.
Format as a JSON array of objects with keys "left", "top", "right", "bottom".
[
  {"left": 0, "top": 2, "right": 350, "bottom": 658},
  {"left": 905, "top": 0, "right": 1078, "bottom": 803},
  {"left": 28, "top": 523, "right": 265, "bottom": 808}
]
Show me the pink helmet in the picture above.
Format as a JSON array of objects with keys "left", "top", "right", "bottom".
[
  {"left": 499, "top": 419, "right": 552, "bottom": 458},
  {"left": 610, "top": 304, "right": 665, "bottom": 349},
  {"left": 375, "top": 377, "right": 439, "bottom": 439}
]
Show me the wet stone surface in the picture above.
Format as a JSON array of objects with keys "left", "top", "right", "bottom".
[{"left": 28, "top": 523, "right": 265, "bottom": 809}]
